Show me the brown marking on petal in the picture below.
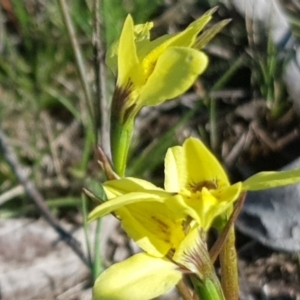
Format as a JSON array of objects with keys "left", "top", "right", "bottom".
[
  {"left": 189, "top": 180, "right": 218, "bottom": 193},
  {"left": 123, "top": 102, "right": 137, "bottom": 122},
  {"left": 177, "top": 229, "right": 213, "bottom": 277},
  {"left": 111, "top": 80, "right": 133, "bottom": 122},
  {"left": 151, "top": 215, "right": 169, "bottom": 234}
]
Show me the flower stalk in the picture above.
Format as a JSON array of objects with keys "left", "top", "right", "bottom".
[
  {"left": 110, "top": 116, "right": 133, "bottom": 177},
  {"left": 219, "top": 226, "right": 239, "bottom": 300}
]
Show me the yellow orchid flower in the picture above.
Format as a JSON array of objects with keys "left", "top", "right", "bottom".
[
  {"left": 89, "top": 138, "right": 242, "bottom": 261},
  {"left": 93, "top": 227, "right": 224, "bottom": 300},
  {"left": 109, "top": 9, "right": 226, "bottom": 123},
  {"left": 109, "top": 9, "right": 229, "bottom": 175},
  {"left": 163, "top": 137, "right": 243, "bottom": 229},
  {"left": 89, "top": 137, "right": 300, "bottom": 299},
  {"left": 89, "top": 137, "right": 300, "bottom": 252}
]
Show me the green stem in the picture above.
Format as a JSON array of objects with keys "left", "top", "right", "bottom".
[
  {"left": 191, "top": 273, "right": 225, "bottom": 300},
  {"left": 93, "top": 218, "right": 103, "bottom": 280},
  {"left": 81, "top": 194, "right": 93, "bottom": 270},
  {"left": 110, "top": 119, "right": 134, "bottom": 177}
]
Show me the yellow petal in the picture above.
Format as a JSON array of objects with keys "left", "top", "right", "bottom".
[
  {"left": 199, "top": 183, "right": 242, "bottom": 229},
  {"left": 177, "top": 9, "right": 213, "bottom": 46},
  {"left": 90, "top": 177, "right": 186, "bottom": 256},
  {"left": 214, "top": 182, "right": 242, "bottom": 205},
  {"left": 117, "top": 15, "right": 144, "bottom": 89},
  {"left": 93, "top": 253, "right": 182, "bottom": 300},
  {"left": 242, "top": 169, "right": 300, "bottom": 191},
  {"left": 88, "top": 191, "right": 170, "bottom": 222},
  {"left": 164, "top": 145, "right": 185, "bottom": 192},
  {"left": 180, "top": 189, "right": 220, "bottom": 229},
  {"left": 165, "top": 137, "right": 229, "bottom": 192},
  {"left": 167, "top": 184, "right": 242, "bottom": 230},
  {"left": 184, "top": 137, "right": 229, "bottom": 187},
  {"left": 139, "top": 47, "right": 208, "bottom": 107},
  {"left": 117, "top": 200, "right": 185, "bottom": 257},
  {"left": 136, "top": 34, "right": 173, "bottom": 62},
  {"left": 205, "top": 182, "right": 242, "bottom": 226},
  {"left": 106, "top": 19, "right": 153, "bottom": 77},
  {"left": 140, "top": 10, "right": 213, "bottom": 73},
  {"left": 103, "top": 177, "right": 162, "bottom": 199}
]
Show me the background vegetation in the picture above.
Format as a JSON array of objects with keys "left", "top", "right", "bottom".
[{"left": 1, "top": 0, "right": 300, "bottom": 298}]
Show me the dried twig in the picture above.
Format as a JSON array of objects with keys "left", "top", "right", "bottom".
[
  {"left": 0, "top": 128, "right": 89, "bottom": 267},
  {"left": 57, "top": 0, "right": 94, "bottom": 124},
  {"left": 92, "top": 0, "right": 111, "bottom": 158}
]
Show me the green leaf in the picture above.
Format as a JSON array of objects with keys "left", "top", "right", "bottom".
[{"left": 242, "top": 169, "right": 300, "bottom": 191}]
